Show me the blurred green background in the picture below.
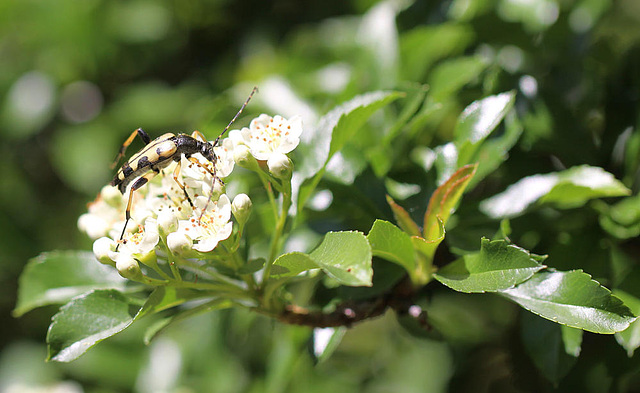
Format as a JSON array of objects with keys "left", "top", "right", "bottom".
[{"left": 3, "top": 0, "right": 640, "bottom": 392}]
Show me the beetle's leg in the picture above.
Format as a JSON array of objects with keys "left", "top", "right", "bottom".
[
  {"left": 190, "top": 130, "right": 208, "bottom": 143},
  {"left": 116, "top": 171, "right": 156, "bottom": 251},
  {"left": 188, "top": 130, "right": 219, "bottom": 182},
  {"left": 172, "top": 159, "right": 194, "bottom": 209},
  {"left": 111, "top": 128, "right": 151, "bottom": 169},
  {"left": 188, "top": 130, "right": 221, "bottom": 184},
  {"left": 187, "top": 155, "right": 216, "bottom": 178},
  {"left": 186, "top": 156, "right": 221, "bottom": 222}
]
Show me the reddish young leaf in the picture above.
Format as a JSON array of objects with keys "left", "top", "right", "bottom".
[
  {"left": 424, "top": 164, "right": 477, "bottom": 240},
  {"left": 386, "top": 195, "right": 421, "bottom": 237}
]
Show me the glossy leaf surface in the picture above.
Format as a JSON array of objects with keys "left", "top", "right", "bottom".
[
  {"left": 296, "top": 91, "right": 402, "bottom": 211},
  {"left": 481, "top": 165, "right": 630, "bottom": 219},
  {"left": 501, "top": 270, "right": 636, "bottom": 334},
  {"left": 614, "top": 290, "right": 640, "bottom": 356},
  {"left": 14, "top": 251, "right": 127, "bottom": 317},
  {"left": 433, "top": 239, "right": 544, "bottom": 293},
  {"left": 367, "top": 219, "right": 416, "bottom": 272},
  {"left": 47, "top": 290, "right": 138, "bottom": 362},
  {"left": 521, "top": 312, "right": 579, "bottom": 383},
  {"left": 310, "top": 231, "right": 373, "bottom": 287}
]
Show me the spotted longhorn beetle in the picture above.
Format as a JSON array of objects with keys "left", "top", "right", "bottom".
[{"left": 111, "top": 87, "right": 258, "bottom": 250}]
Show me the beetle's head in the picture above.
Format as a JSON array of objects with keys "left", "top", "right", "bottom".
[{"left": 200, "top": 142, "right": 216, "bottom": 162}]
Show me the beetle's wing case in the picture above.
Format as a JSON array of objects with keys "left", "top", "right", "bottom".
[
  {"left": 111, "top": 133, "right": 178, "bottom": 193},
  {"left": 138, "top": 133, "right": 180, "bottom": 166}
]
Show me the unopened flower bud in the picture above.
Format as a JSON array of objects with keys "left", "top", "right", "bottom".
[
  {"left": 233, "top": 145, "right": 258, "bottom": 170},
  {"left": 101, "top": 185, "right": 123, "bottom": 207},
  {"left": 267, "top": 153, "right": 292, "bottom": 180},
  {"left": 157, "top": 209, "right": 178, "bottom": 234},
  {"left": 167, "top": 232, "right": 193, "bottom": 256},
  {"left": 93, "top": 237, "right": 116, "bottom": 266},
  {"left": 115, "top": 255, "right": 143, "bottom": 281},
  {"left": 78, "top": 213, "right": 109, "bottom": 240},
  {"left": 232, "top": 193, "right": 252, "bottom": 224},
  {"left": 136, "top": 249, "right": 158, "bottom": 268}
]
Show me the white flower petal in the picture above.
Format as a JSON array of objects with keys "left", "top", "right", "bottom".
[
  {"left": 193, "top": 237, "right": 219, "bottom": 252},
  {"left": 218, "top": 221, "right": 233, "bottom": 242},
  {"left": 239, "top": 114, "right": 303, "bottom": 161},
  {"left": 228, "top": 129, "right": 246, "bottom": 147},
  {"left": 173, "top": 194, "right": 233, "bottom": 253}
]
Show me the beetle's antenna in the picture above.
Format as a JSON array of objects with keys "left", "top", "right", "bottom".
[
  {"left": 212, "top": 86, "right": 258, "bottom": 147},
  {"left": 200, "top": 86, "right": 258, "bottom": 222}
]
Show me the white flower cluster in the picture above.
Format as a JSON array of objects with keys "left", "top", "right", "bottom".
[{"left": 79, "top": 114, "right": 302, "bottom": 279}]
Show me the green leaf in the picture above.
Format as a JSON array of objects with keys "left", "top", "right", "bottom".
[
  {"left": 270, "top": 232, "right": 373, "bottom": 286},
  {"left": 367, "top": 219, "right": 416, "bottom": 272},
  {"left": 411, "top": 231, "right": 444, "bottom": 260},
  {"left": 427, "top": 56, "right": 487, "bottom": 102},
  {"left": 541, "top": 166, "right": 631, "bottom": 206},
  {"left": 614, "top": 290, "right": 640, "bottom": 356},
  {"left": 448, "top": 0, "right": 494, "bottom": 20},
  {"left": 562, "top": 325, "right": 583, "bottom": 358},
  {"left": 47, "top": 285, "right": 226, "bottom": 362},
  {"left": 400, "top": 23, "right": 475, "bottom": 82},
  {"left": 271, "top": 252, "right": 320, "bottom": 279},
  {"left": 454, "top": 91, "right": 515, "bottom": 146},
  {"left": 136, "top": 287, "right": 214, "bottom": 319},
  {"left": 410, "top": 218, "right": 445, "bottom": 285},
  {"left": 265, "top": 325, "right": 310, "bottom": 392},
  {"left": 468, "top": 110, "right": 523, "bottom": 188},
  {"left": 326, "top": 91, "right": 401, "bottom": 157},
  {"left": 598, "top": 194, "right": 640, "bottom": 240},
  {"left": 521, "top": 312, "right": 578, "bottom": 383},
  {"left": 309, "top": 231, "right": 373, "bottom": 287},
  {"left": 296, "top": 91, "right": 402, "bottom": 212},
  {"left": 500, "top": 270, "right": 636, "bottom": 334},
  {"left": 47, "top": 289, "right": 138, "bottom": 362},
  {"left": 238, "top": 258, "right": 266, "bottom": 275},
  {"left": 492, "top": 219, "right": 512, "bottom": 240},
  {"left": 424, "top": 291, "right": 516, "bottom": 344},
  {"left": 434, "top": 92, "right": 515, "bottom": 186},
  {"left": 384, "top": 178, "right": 421, "bottom": 200},
  {"left": 370, "top": 85, "right": 428, "bottom": 177},
  {"left": 424, "top": 164, "right": 477, "bottom": 241},
  {"left": 14, "top": 251, "right": 127, "bottom": 317},
  {"left": 454, "top": 91, "right": 516, "bottom": 167},
  {"left": 481, "top": 165, "right": 631, "bottom": 219},
  {"left": 144, "top": 298, "right": 234, "bottom": 344},
  {"left": 433, "top": 239, "right": 545, "bottom": 293}
]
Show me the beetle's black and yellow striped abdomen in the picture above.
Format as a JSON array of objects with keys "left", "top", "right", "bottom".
[{"left": 111, "top": 133, "right": 179, "bottom": 193}]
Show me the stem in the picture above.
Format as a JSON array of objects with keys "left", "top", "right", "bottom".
[
  {"left": 160, "top": 239, "right": 183, "bottom": 282},
  {"left": 229, "top": 247, "right": 259, "bottom": 292},
  {"left": 267, "top": 276, "right": 418, "bottom": 328},
  {"left": 171, "top": 280, "right": 249, "bottom": 297},
  {"left": 257, "top": 169, "right": 278, "bottom": 222},
  {"left": 261, "top": 178, "right": 292, "bottom": 299},
  {"left": 267, "top": 201, "right": 288, "bottom": 265},
  {"left": 146, "top": 257, "right": 173, "bottom": 281},
  {"left": 177, "top": 257, "right": 243, "bottom": 287},
  {"left": 412, "top": 248, "right": 435, "bottom": 287},
  {"left": 141, "top": 276, "right": 171, "bottom": 286}
]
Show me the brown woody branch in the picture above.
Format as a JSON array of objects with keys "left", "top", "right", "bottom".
[{"left": 274, "top": 276, "right": 426, "bottom": 328}]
